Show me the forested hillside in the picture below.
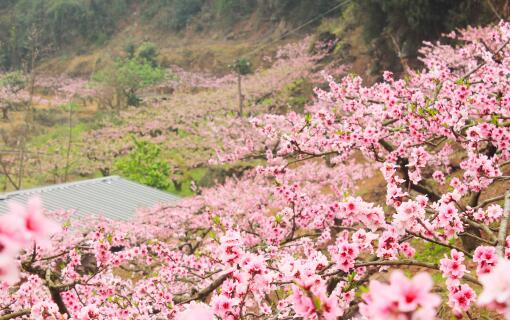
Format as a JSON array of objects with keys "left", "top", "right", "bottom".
[{"left": 0, "top": 0, "right": 505, "bottom": 74}]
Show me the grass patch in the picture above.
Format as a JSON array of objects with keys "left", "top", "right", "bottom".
[
  {"left": 412, "top": 239, "right": 449, "bottom": 264},
  {"left": 29, "top": 122, "right": 90, "bottom": 148},
  {"left": 168, "top": 167, "right": 208, "bottom": 196}
]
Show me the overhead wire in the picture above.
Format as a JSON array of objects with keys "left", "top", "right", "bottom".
[
  {"left": 1, "top": 1, "right": 355, "bottom": 160},
  {"left": 239, "top": 0, "right": 352, "bottom": 60}
]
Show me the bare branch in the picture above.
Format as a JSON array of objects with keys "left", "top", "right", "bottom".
[
  {"left": 0, "top": 309, "right": 31, "bottom": 320},
  {"left": 407, "top": 231, "right": 472, "bottom": 258},
  {"left": 475, "top": 194, "right": 505, "bottom": 210},
  {"left": 174, "top": 272, "right": 229, "bottom": 304}
]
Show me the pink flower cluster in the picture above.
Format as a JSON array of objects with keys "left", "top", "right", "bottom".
[
  {"left": 176, "top": 302, "right": 214, "bottom": 320},
  {"left": 473, "top": 246, "right": 497, "bottom": 275},
  {"left": 360, "top": 271, "right": 440, "bottom": 320},
  {"left": 440, "top": 249, "right": 467, "bottom": 284},
  {"left": 440, "top": 249, "right": 476, "bottom": 315},
  {"left": 0, "top": 197, "right": 60, "bottom": 284},
  {"left": 479, "top": 258, "right": 510, "bottom": 318},
  {"left": 328, "top": 235, "right": 360, "bottom": 272}
]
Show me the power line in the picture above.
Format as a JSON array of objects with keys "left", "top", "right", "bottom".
[
  {"left": 1, "top": 1, "right": 354, "bottom": 163},
  {"left": 240, "top": 0, "right": 352, "bottom": 59},
  {"left": 0, "top": 149, "right": 72, "bottom": 157}
]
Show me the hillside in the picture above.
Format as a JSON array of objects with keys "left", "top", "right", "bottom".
[
  {"left": 1, "top": 1, "right": 510, "bottom": 320},
  {"left": 0, "top": 0, "right": 504, "bottom": 77},
  {"left": 0, "top": 0, "right": 342, "bottom": 74},
  {"left": 0, "top": 0, "right": 508, "bottom": 193}
]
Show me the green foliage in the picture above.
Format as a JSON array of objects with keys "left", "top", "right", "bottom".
[
  {"left": 262, "top": 0, "right": 341, "bottom": 24},
  {"left": 0, "top": 70, "right": 26, "bottom": 92},
  {"left": 93, "top": 58, "right": 165, "bottom": 106},
  {"left": 412, "top": 239, "right": 450, "bottom": 264},
  {"left": 142, "top": 0, "right": 205, "bottom": 31},
  {"left": 113, "top": 140, "right": 208, "bottom": 195},
  {"left": 113, "top": 138, "right": 172, "bottom": 191},
  {"left": 141, "top": 0, "right": 342, "bottom": 29},
  {"left": 124, "top": 42, "right": 159, "bottom": 67},
  {"left": 214, "top": 0, "right": 254, "bottom": 19},
  {"left": 172, "top": 0, "right": 204, "bottom": 30},
  {"left": 354, "top": 0, "right": 494, "bottom": 62},
  {"left": 124, "top": 43, "right": 136, "bottom": 60},
  {"left": 46, "top": 0, "right": 88, "bottom": 45},
  {"left": 229, "top": 58, "right": 252, "bottom": 75},
  {"left": 135, "top": 42, "right": 159, "bottom": 67},
  {"left": 214, "top": 0, "right": 340, "bottom": 25},
  {"left": 0, "top": 0, "right": 129, "bottom": 69}
]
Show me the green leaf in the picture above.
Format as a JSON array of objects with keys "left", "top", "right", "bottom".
[
  {"left": 425, "top": 107, "right": 438, "bottom": 116},
  {"left": 455, "top": 78, "right": 467, "bottom": 85},
  {"left": 312, "top": 296, "right": 322, "bottom": 311},
  {"left": 492, "top": 115, "right": 499, "bottom": 125},
  {"left": 212, "top": 215, "right": 221, "bottom": 225},
  {"left": 347, "top": 272, "right": 357, "bottom": 282},
  {"left": 305, "top": 113, "right": 312, "bottom": 125},
  {"left": 359, "top": 285, "right": 369, "bottom": 293},
  {"left": 62, "top": 219, "right": 71, "bottom": 229}
]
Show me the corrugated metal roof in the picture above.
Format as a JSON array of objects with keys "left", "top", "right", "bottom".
[{"left": 0, "top": 176, "right": 180, "bottom": 221}]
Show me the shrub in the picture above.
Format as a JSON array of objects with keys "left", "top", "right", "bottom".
[
  {"left": 113, "top": 138, "right": 172, "bottom": 190},
  {"left": 92, "top": 58, "right": 165, "bottom": 107}
]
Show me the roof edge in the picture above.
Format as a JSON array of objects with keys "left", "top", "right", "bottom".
[{"left": 0, "top": 176, "right": 122, "bottom": 200}]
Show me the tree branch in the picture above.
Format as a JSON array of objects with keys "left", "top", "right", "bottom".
[
  {"left": 408, "top": 231, "right": 472, "bottom": 258},
  {"left": 0, "top": 309, "right": 31, "bottom": 320},
  {"left": 462, "top": 217, "right": 498, "bottom": 242},
  {"left": 497, "top": 191, "right": 510, "bottom": 256},
  {"left": 174, "top": 272, "right": 229, "bottom": 304},
  {"left": 475, "top": 194, "right": 505, "bottom": 210},
  {"left": 355, "top": 260, "right": 481, "bottom": 286}
]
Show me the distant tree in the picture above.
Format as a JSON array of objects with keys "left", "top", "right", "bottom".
[
  {"left": 124, "top": 42, "right": 159, "bottom": 65},
  {"left": 0, "top": 71, "right": 26, "bottom": 120},
  {"left": 93, "top": 58, "right": 165, "bottom": 107},
  {"left": 113, "top": 138, "right": 172, "bottom": 190},
  {"left": 0, "top": 0, "right": 129, "bottom": 69},
  {"left": 353, "top": 0, "right": 497, "bottom": 72},
  {"left": 1, "top": 70, "right": 25, "bottom": 92},
  {"left": 134, "top": 42, "right": 159, "bottom": 67},
  {"left": 215, "top": 0, "right": 255, "bottom": 21},
  {"left": 124, "top": 42, "right": 136, "bottom": 60},
  {"left": 229, "top": 58, "right": 251, "bottom": 117},
  {"left": 143, "top": 0, "right": 204, "bottom": 31},
  {"left": 46, "top": 0, "right": 88, "bottom": 47}
]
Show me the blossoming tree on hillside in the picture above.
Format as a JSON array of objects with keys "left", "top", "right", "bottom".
[{"left": 1, "top": 21, "right": 510, "bottom": 319}]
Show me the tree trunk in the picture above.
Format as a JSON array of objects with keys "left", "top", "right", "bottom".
[
  {"left": 237, "top": 73, "right": 243, "bottom": 117},
  {"left": 1, "top": 107, "right": 8, "bottom": 120},
  {"left": 49, "top": 287, "right": 69, "bottom": 316},
  {"left": 100, "top": 168, "right": 110, "bottom": 177},
  {"left": 172, "top": 178, "right": 183, "bottom": 192}
]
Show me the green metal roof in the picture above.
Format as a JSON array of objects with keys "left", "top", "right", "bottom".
[{"left": 0, "top": 176, "right": 180, "bottom": 221}]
